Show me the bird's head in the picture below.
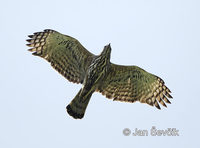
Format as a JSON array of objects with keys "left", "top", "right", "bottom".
[{"left": 100, "top": 43, "right": 112, "bottom": 61}]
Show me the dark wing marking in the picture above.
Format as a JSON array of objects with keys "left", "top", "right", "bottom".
[{"left": 27, "top": 29, "right": 95, "bottom": 84}]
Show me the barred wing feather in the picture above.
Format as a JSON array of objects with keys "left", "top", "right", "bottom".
[
  {"left": 97, "top": 64, "right": 172, "bottom": 109},
  {"left": 27, "top": 29, "right": 95, "bottom": 84}
]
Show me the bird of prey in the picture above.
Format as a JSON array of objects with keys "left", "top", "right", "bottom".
[{"left": 27, "top": 29, "right": 173, "bottom": 119}]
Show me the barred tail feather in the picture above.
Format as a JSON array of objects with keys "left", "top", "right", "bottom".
[{"left": 66, "top": 89, "right": 92, "bottom": 119}]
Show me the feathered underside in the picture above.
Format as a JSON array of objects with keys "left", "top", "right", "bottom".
[{"left": 27, "top": 29, "right": 173, "bottom": 112}]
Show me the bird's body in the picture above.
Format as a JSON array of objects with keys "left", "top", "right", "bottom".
[
  {"left": 67, "top": 45, "right": 112, "bottom": 118},
  {"left": 27, "top": 29, "right": 173, "bottom": 119}
]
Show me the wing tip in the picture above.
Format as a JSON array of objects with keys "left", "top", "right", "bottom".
[
  {"left": 156, "top": 105, "right": 161, "bottom": 110},
  {"left": 154, "top": 100, "right": 161, "bottom": 109},
  {"left": 26, "top": 30, "right": 51, "bottom": 56},
  {"left": 28, "top": 35, "right": 33, "bottom": 38}
]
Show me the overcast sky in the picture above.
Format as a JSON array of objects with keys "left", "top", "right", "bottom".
[{"left": 0, "top": 0, "right": 200, "bottom": 147}]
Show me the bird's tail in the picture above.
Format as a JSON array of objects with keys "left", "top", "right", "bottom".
[{"left": 66, "top": 89, "right": 92, "bottom": 119}]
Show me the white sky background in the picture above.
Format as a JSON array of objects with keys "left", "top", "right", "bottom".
[{"left": 0, "top": 0, "right": 200, "bottom": 147}]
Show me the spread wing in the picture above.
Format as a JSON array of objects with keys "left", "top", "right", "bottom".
[
  {"left": 97, "top": 64, "right": 172, "bottom": 109},
  {"left": 27, "top": 29, "right": 95, "bottom": 84}
]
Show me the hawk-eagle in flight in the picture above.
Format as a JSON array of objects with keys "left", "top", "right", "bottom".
[{"left": 27, "top": 29, "right": 173, "bottom": 119}]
